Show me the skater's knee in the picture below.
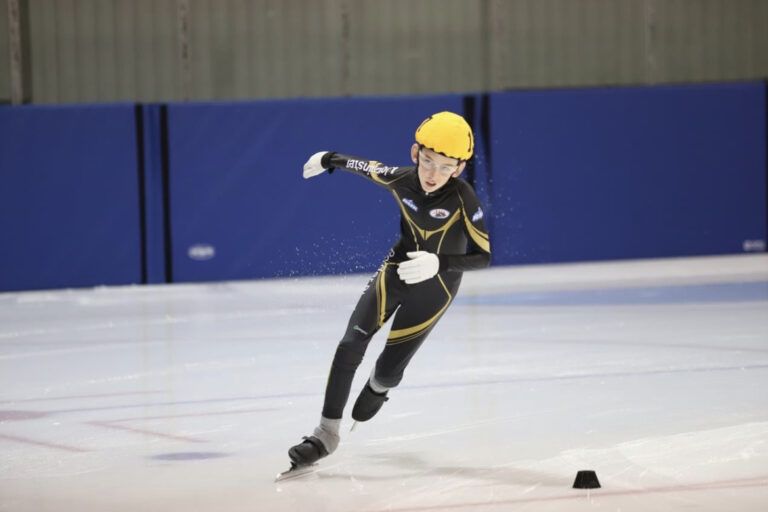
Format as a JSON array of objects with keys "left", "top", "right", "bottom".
[{"left": 332, "top": 343, "right": 366, "bottom": 371}]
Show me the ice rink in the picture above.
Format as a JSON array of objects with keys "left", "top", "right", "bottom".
[{"left": 1, "top": 254, "right": 767, "bottom": 511}]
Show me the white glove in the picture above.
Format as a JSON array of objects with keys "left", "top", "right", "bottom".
[
  {"left": 397, "top": 251, "right": 440, "bottom": 284},
  {"left": 303, "top": 151, "right": 329, "bottom": 179}
]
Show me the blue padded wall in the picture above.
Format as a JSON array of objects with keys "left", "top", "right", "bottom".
[
  {"left": 0, "top": 105, "right": 142, "bottom": 292},
  {"left": 166, "top": 95, "right": 465, "bottom": 282},
  {"left": 1, "top": 82, "right": 765, "bottom": 292},
  {"left": 488, "top": 82, "right": 767, "bottom": 265}
]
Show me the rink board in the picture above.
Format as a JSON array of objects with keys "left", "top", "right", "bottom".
[
  {"left": 0, "top": 105, "right": 142, "bottom": 291},
  {"left": 488, "top": 82, "right": 767, "bottom": 265},
  {"left": 0, "top": 82, "right": 765, "bottom": 291}
]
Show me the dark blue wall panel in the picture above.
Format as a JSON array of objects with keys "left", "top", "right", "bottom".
[
  {"left": 167, "top": 95, "right": 465, "bottom": 282},
  {"left": 0, "top": 105, "right": 141, "bottom": 292},
  {"left": 489, "top": 82, "right": 767, "bottom": 265}
]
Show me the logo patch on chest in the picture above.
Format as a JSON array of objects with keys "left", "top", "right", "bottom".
[
  {"left": 429, "top": 208, "right": 451, "bottom": 219},
  {"left": 402, "top": 198, "right": 418, "bottom": 212}
]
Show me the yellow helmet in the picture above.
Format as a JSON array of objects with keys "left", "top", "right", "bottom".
[{"left": 415, "top": 111, "right": 474, "bottom": 161}]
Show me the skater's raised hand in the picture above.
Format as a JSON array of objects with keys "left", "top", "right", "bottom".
[
  {"left": 397, "top": 251, "right": 440, "bottom": 284},
  {"left": 303, "top": 151, "right": 330, "bottom": 179}
]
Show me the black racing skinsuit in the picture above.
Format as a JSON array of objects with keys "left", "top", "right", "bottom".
[{"left": 320, "top": 152, "right": 492, "bottom": 420}]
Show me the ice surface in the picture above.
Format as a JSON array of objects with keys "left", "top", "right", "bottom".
[{"left": 1, "top": 255, "right": 767, "bottom": 511}]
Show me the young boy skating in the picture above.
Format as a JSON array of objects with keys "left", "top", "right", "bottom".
[{"left": 288, "top": 111, "right": 491, "bottom": 470}]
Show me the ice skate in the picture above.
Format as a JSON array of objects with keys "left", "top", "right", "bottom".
[
  {"left": 276, "top": 436, "right": 329, "bottom": 482},
  {"left": 351, "top": 382, "right": 389, "bottom": 422},
  {"left": 275, "top": 461, "right": 320, "bottom": 482},
  {"left": 288, "top": 435, "right": 329, "bottom": 466}
]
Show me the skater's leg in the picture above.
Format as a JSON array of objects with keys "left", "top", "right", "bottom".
[
  {"left": 321, "top": 263, "right": 400, "bottom": 420},
  {"left": 289, "top": 264, "right": 401, "bottom": 464},
  {"left": 350, "top": 330, "right": 434, "bottom": 422},
  {"left": 376, "top": 274, "right": 458, "bottom": 387},
  {"left": 352, "top": 275, "right": 459, "bottom": 421}
]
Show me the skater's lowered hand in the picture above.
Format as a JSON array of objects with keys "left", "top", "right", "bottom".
[
  {"left": 303, "top": 151, "right": 330, "bottom": 179},
  {"left": 397, "top": 251, "right": 440, "bottom": 284}
]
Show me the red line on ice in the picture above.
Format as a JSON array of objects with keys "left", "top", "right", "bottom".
[
  {"left": 87, "top": 421, "right": 207, "bottom": 443},
  {"left": 0, "top": 390, "right": 164, "bottom": 405},
  {"left": 0, "top": 433, "right": 90, "bottom": 452},
  {"left": 105, "top": 407, "right": 279, "bottom": 422}
]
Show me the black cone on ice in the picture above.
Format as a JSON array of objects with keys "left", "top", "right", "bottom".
[{"left": 572, "top": 470, "right": 601, "bottom": 489}]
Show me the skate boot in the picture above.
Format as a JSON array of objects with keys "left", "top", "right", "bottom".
[
  {"left": 351, "top": 382, "right": 389, "bottom": 422},
  {"left": 288, "top": 436, "right": 329, "bottom": 467}
]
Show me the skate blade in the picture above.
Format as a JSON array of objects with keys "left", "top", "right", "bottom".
[{"left": 275, "top": 463, "right": 318, "bottom": 482}]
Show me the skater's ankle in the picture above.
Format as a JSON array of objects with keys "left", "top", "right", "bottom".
[
  {"left": 313, "top": 416, "right": 341, "bottom": 454},
  {"left": 368, "top": 375, "right": 390, "bottom": 395},
  {"left": 319, "top": 415, "right": 341, "bottom": 434}
]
